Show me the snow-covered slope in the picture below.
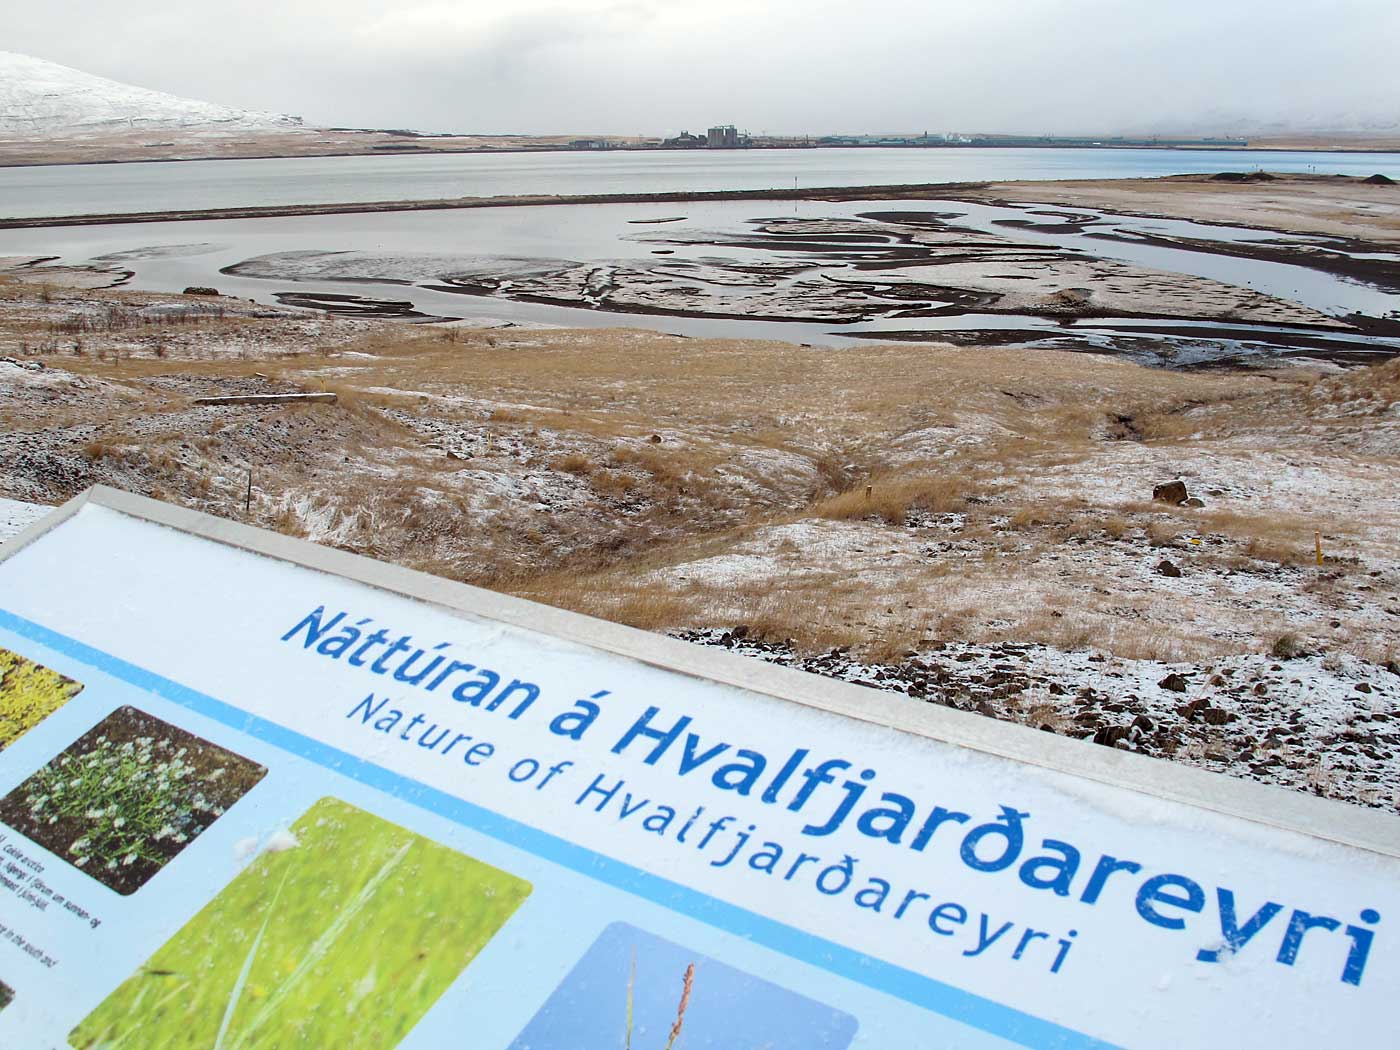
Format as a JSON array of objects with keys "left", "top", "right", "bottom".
[{"left": 0, "top": 51, "right": 303, "bottom": 138}]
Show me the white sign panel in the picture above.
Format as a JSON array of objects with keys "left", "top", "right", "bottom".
[{"left": 0, "top": 489, "right": 1395, "bottom": 1049}]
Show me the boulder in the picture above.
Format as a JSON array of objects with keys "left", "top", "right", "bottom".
[
  {"left": 1155, "top": 559, "right": 1182, "bottom": 578},
  {"left": 1093, "top": 724, "right": 1129, "bottom": 747},
  {"left": 183, "top": 286, "right": 220, "bottom": 296},
  {"left": 1158, "top": 672, "right": 1189, "bottom": 692},
  {"left": 1183, "top": 497, "right": 1206, "bottom": 508},
  {"left": 1153, "top": 480, "right": 1189, "bottom": 505}
]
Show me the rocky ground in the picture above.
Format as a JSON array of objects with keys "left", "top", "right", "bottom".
[{"left": 678, "top": 629, "right": 1400, "bottom": 809}]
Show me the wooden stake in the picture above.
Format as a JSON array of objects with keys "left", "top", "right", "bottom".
[
  {"left": 1315, "top": 530, "right": 1323, "bottom": 566},
  {"left": 245, "top": 470, "right": 253, "bottom": 516}
]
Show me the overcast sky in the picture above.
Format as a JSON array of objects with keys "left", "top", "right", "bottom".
[{"left": 6, "top": 0, "right": 1397, "bottom": 135}]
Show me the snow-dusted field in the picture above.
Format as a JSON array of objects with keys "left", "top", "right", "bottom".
[
  {"left": 679, "top": 628, "right": 1400, "bottom": 809},
  {"left": 0, "top": 495, "right": 47, "bottom": 542}
]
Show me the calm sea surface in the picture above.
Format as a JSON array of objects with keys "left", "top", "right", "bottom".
[{"left": 2, "top": 147, "right": 1398, "bottom": 219}]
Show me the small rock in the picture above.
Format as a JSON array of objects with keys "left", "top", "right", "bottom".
[
  {"left": 1155, "top": 559, "right": 1182, "bottom": 578},
  {"left": 1132, "top": 713, "right": 1155, "bottom": 731},
  {"left": 1203, "top": 708, "right": 1231, "bottom": 726},
  {"left": 1093, "top": 725, "right": 1128, "bottom": 747},
  {"left": 1153, "top": 480, "right": 1189, "bottom": 505},
  {"left": 1158, "top": 673, "right": 1189, "bottom": 692},
  {"left": 183, "top": 285, "right": 220, "bottom": 296},
  {"left": 1183, "top": 497, "right": 1206, "bottom": 508},
  {"left": 649, "top": 434, "right": 663, "bottom": 444},
  {"left": 1355, "top": 682, "right": 1373, "bottom": 694}
]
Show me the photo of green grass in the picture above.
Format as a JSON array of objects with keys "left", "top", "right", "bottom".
[
  {"left": 71, "top": 796, "right": 531, "bottom": 1049},
  {"left": 0, "top": 645, "right": 83, "bottom": 752},
  {"left": 0, "top": 706, "right": 265, "bottom": 894}
]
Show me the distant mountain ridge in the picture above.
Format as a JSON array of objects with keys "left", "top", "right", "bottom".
[{"left": 0, "top": 51, "right": 304, "bottom": 138}]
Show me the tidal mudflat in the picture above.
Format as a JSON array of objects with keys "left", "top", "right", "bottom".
[{"left": 3, "top": 174, "right": 1396, "bottom": 367}]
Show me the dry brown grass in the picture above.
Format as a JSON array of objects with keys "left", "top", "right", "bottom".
[
  {"left": 1146, "top": 520, "right": 1180, "bottom": 548},
  {"left": 7, "top": 297, "right": 1398, "bottom": 665},
  {"left": 551, "top": 452, "right": 593, "bottom": 475},
  {"left": 813, "top": 475, "right": 968, "bottom": 525},
  {"left": 1198, "top": 508, "right": 1352, "bottom": 568},
  {"left": 81, "top": 436, "right": 121, "bottom": 462}
]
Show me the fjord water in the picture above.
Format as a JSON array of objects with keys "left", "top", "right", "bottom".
[{"left": 2, "top": 146, "right": 1399, "bottom": 219}]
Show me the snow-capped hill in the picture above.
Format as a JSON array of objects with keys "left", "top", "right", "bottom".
[{"left": 0, "top": 51, "right": 303, "bottom": 138}]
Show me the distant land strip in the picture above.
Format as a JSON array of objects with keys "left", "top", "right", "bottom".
[{"left": 0, "top": 183, "right": 995, "bottom": 229}]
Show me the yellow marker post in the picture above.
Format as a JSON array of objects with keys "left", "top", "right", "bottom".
[{"left": 1315, "top": 531, "right": 1323, "bottom": 566}]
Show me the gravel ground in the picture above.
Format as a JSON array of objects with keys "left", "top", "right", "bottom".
[{"left": 678, "top": 627, "right": 1400, "bottom": 811}]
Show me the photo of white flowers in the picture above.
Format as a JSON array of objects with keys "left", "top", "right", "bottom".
[{"left": 0, "top": 706, "right": 265, "bottom": 894}]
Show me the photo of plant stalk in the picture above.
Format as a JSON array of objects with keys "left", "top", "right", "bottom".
[
  {"left": 71, "top": 797, "right": 532, "bottom": 1049},
  {"left": 511, "top": 923, "right": 858, "bottom": 1050},
  {"left": 0, "top": 705, "right": 265, "bottom": 894},
  {"left": 625, "top": 954, "right": 694, "bottom": 1050},
  {"left": 0, "top": 645, "right": 83, "bottom": 752}
]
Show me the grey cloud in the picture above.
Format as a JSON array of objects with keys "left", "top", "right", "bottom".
[{"left": 3, "top": 0, "right": 1396, "bottom": 134}]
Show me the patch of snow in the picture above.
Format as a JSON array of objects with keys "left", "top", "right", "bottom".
[
  {"left": 649, "top": 518, "right": 927, "bottom": 587},
  {"left": 0, "top": 496, "right": 49, "bottom": 542}
]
